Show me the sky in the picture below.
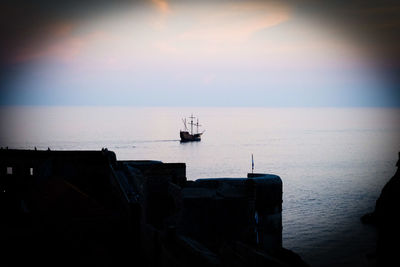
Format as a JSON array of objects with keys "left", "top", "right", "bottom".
[{"left": 0, "top": 0, "right": 399, "bottom": 107}]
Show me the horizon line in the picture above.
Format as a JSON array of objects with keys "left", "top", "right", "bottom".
[{"left": 1, "top": 104, "right": 400, "bottom": 108}]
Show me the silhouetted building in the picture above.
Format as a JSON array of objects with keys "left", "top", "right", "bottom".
[{"left": 0, "top": 149, "right": 307, "bottom": 266}]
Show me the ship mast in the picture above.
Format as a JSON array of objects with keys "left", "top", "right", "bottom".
[
  {"left": 189, "top": 114, "right": 195, "bottom": 135},
  {"left": 185, "top": 114, "right": 201, "bottom": 135}
]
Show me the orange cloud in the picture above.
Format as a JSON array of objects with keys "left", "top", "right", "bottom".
[
  {"left": 10, "top": 22, "right": 79, "bottom": 63},
  {"left": 50, "top": 23, "right": 75, "bottom": 38},
  {"left": 151, "top": 0, "right": 170, "bottom": 14},
  {"left": 178, "top": 2, "right": 291, "bottom": 43},
  {"left": 12, "top": 37, "right": 84, "bottom": 64},
  {"left": 10, "top": 29, "right": 113, "bottom": 64}
]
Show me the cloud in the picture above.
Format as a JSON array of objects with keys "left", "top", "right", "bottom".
[
  {"left": 10, "top": 30, "right": 113, "bottom": 64},
  {"left": 12, "top": 37, "right": 84, "bottom": 64},
  {"left": 10, "top": 23, "right": 82, "bottom": 64},
  {"left": 148, "top": 0, "right": 171, "bottom": 30},
  {"left": 151, "top": 0, "right": 170, "bottom": 14},
  {"left": 178, "top": 2, "right": 291, "bottom": 43}
]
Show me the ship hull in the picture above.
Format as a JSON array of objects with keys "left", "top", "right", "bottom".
[{"left": 180, "top": 131, "right": 202, "bottom": 142}]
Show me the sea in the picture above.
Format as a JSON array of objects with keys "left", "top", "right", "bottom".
[{"left": 1, "top": 106, "right": 399, "bottom": 266}]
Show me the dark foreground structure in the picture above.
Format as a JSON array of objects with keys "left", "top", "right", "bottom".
[
  {"left": 0, "top": 149, "right": 307, "bottom": 267},
  {"left": 362, "top": 152, "right": 400, "bottom": 266}
]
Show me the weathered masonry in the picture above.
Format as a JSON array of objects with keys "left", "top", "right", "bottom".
[{"left": 0, "top": 148, "right": 307, "bottom": 267}]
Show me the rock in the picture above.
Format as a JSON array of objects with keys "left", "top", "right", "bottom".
[
  {"left": 361, "top": 152, "right": 400, "bottom": 266},
  {"left": 360, "top": 212, "right": 377, "bottom": 225}
]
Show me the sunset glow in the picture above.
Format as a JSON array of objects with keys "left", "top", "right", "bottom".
[{"left": 1, "top": 0, "right": 399, "bottom": 106}]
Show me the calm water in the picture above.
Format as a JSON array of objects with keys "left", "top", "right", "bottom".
[{"left": 1, "top": 107, "right": 400, "bottom": 266}]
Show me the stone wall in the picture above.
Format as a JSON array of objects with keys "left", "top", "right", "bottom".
[{"left": 0, "top": 148, "right": 307, "bottom": 267}]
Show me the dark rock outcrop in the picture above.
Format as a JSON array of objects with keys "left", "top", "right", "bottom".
[{"left": 361, "top": 152, "right": 400, "bottom": 266}]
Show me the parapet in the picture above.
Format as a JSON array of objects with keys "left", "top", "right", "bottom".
[
  {"left": 0, "top": 148, "right": 305, "bottom": 267},
  {"left": 178, "top": 175, "right": 282, "bottom": 253}
]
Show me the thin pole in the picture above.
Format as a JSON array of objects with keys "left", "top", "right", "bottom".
[{"left": 252, "top": 154, "right": 254, "bottom": 173}]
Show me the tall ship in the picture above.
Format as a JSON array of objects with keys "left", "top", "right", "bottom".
[{"left": 180, "top": 114, "right": 204, "bottom": 142}]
